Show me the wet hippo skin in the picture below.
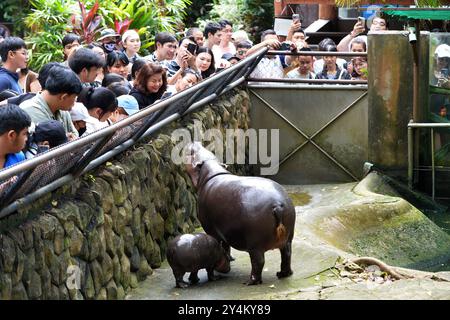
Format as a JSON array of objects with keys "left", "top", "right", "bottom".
[{"left": 185, "top": 142, "right": 296, "bottom": 285}]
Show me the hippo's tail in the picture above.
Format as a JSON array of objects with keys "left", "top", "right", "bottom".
[{"left": 273, "top": 205, "right": 288, "bottom": 247}]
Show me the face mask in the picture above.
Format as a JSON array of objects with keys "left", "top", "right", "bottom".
[
  {"left": 78, "top": 127, "right": 87, "bottom": 137},
  {"left": 104, "top": 43, "right": 116, "bottom": 53}
]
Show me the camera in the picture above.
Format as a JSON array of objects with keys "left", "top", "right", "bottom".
[
  {"left": 280, "top": 42, "right": 291, "bottom": 51},
  {"left": 292, "top": 14, "right": 301, "bottom": 23}
]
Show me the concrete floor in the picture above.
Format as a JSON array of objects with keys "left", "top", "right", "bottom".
[{"left": 126, "top": 183, "right": 450, "bottom": 300}]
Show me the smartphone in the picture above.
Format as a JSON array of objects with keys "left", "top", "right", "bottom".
[
  {"left": 187, "top": 43, "right": 198, "bottom": 55},
  {"left": 280, "top": 42, "right": 290, "bottom": 51},
  {"left": 357, "top": 16, "right": 365, "bottom": 26},
  {"left": 441, "top": 68, "right": 449, "bottom": 78},
  {"left": 292, "top": 14, "right": 301, "bottom": 23}
]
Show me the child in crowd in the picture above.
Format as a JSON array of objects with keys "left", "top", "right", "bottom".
[
  {"left": 24, "top": 120, "right": 68, "bottom": 159},
  {"left": 109, "top": 94, "right": 139, "bottom": 123}
]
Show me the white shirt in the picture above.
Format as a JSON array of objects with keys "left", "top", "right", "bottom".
[{"left": 83, "top": 115, "right": 109, "bottom": 136}]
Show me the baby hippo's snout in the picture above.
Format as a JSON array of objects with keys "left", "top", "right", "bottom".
[{"left": 166, "top": 233, "right": 231, "bottom": 288}]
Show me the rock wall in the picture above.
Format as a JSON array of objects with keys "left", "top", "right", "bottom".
[{"left": 0, "top": 89, "right": 251, "bottom": 300}]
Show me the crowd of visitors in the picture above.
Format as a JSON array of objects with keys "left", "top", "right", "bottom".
[{"left": 0, "top": 14, "right": 393, "bottom": 170}]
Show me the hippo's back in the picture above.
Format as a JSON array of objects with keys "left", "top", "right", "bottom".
[{"left": 198, "top": 175, "right": 295, "bottom": 251}]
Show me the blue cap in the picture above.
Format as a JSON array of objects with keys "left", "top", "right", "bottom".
[{"left": 117, "top": 95, "right": 139, "bottom": 115}]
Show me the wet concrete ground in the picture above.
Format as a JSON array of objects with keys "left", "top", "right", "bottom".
[{"left": 126, "top": 183, "right": 450, "bottom": 300}]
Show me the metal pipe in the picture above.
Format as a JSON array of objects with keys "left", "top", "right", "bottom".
[
  {"left": 246, "top": 83, "right": 367, "bottom": 90},
  {"left": 408, "top": 123, "right": 450, "bottom": 128},
  {"left": 0, "top": 175, "right": 74, "bottom": 219},
  {"left": 267, "top": 51, "right": 368, "bottom": 57},
  {"left": 431, "top": 128, "right": 435, "bottom": 200},
  {"left": 247, "top": 77, "right": 368, "bottom": 85},
  {"left": 408, "top": 122, "right": 414, "bottom": 189}
]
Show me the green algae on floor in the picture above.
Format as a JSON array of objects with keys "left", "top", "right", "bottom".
[{"left": 288, "top": 192, "right": 312, "bottom": 206}]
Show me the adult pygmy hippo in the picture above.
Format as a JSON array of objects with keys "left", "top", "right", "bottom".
[
  {"left": 185, "top": 142, "right": 296, "bottom": 285},
  {"left": 166, "top": 233, "right": 231, "bottom": 288}
]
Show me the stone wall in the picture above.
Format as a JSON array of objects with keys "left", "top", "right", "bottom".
[{"left": 0, "top": 89, "right": 251, "bottom": 300}]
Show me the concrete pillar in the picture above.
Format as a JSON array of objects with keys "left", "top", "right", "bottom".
[{"left": 367, "top": 31, "right": 429, "bottom": 176}]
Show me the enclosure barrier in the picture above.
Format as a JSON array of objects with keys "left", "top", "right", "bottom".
[
  {"left": 408, "top": 121, "right": 450, "bottom": 201},
  {"left": 0, "top": 47, "right": 268, "bottom": 218}
]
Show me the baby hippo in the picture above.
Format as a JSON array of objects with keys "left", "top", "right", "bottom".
[{"left": 167, "top": 233, "right": 231, "bottom": 288}]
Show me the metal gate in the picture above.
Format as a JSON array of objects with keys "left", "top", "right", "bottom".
[{"left": 248, "top": 84, "right": 368, "bottom": 184}]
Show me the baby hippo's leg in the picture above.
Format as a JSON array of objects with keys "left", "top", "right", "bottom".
[
  {"left": 189, "top": 271, "right": 200, "bottom": 284},
  {"left": 206, "top": 267, "right": 221, "bottom": 281}
]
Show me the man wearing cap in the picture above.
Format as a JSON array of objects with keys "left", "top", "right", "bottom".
[
  {"left": 109, "top": 95, "right": 139, "bottom": 123},
  {"left": 98, "top": 28, "right": 121, "bottom": 54},
  {"left": 122, "top": 30, "right": 141, "bottom": 66},
  {"left": 69, "top": 102, "right": 90, "bottom": 136}
]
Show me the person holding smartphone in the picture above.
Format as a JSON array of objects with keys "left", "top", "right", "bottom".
[
  {"left": 163, "top": 37, "right": 198, "bottom": 85},
  {"left": 286, "top": 14, "right": 303, "bottom": 43},
  {"left": 337, "top": 17, "right": 366, "bottom": 52}
]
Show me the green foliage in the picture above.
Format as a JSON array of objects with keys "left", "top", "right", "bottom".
[
  {"left": 24, "top": 0, "right": 77, "bottom": 71},
  {"left": 71, "top": 0, "right": 102, "bottom": 44},
  {"left": 80, "top": 0, "right": 192, "bottom": 54},
  {"left": 184, "top": 0, "right": 213, "bottom": 27},
  {"left": 19, "top": 0, "right": 191, "bottom": 71},
  {"left": 0, "top": 0, "right": 31, "bottom": 35},
  {"left": 195, "top": 0, "right": 274, "bottom": 43}
]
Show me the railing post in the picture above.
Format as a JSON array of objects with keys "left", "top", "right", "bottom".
[
  {"left": 70, "top": 132, "right": 115, "bottom": 177},
  {"left": 408, "top": 120, "right": 414, "bottom": 189},
  {"left": 431, "top": 128, "right": 435, "bottom": 200}
]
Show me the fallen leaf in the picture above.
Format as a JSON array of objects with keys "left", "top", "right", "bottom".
[{"left": 51, "top": 200, "right": 58, "bottom": 207}]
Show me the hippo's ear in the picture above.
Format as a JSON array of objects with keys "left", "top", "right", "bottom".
[
  {"left": 219, "top": 162, "right": 228, "bottom": 169},
  {"left": 192, "top": 159, "right": 204, "bottom": 169}
]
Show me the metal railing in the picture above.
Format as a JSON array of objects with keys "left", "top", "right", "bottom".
[
  {"left": 247, "top": 50, "right": 368, "bottom": 85},
  {"left": 0, "top": 47, "right": 268, "bottom": 218},
  {"left": 408, "top": 121, "right": 450, "bottom": 200}
]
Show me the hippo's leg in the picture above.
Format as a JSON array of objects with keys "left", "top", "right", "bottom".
[
  {"left": 221, "top": 242, "right": 235, "bottom": 261},
  {"left": 277, "top": 240, "right": 293, "bottom": 278},
  {"left": 172, "top": 270, "right": 189, "bottom": 288},
  {"left": 206, "top": 267, "right": 221, "bottom": 281},
  {"left": 245, "top": 250, "right": 264, "bottom": 285},
  {"left": 189, "top": 271, "right": 200, "bottom": 284}
]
